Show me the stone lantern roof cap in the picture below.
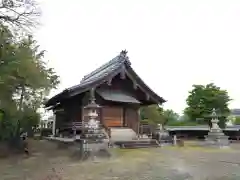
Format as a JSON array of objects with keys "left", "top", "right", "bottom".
[{"left": 84, "top": 102, "right": 101, "bottom": 109}]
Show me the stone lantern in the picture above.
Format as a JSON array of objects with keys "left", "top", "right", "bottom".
[
  {"left": 82, "top": 88, "right": 106, "bottom": 141},
  {"left": 79, "top": 91, "right": 110, "bottom": 160},
  {"left": 83, "top": 99, "right": 101, "bottom": 132},
  {"left": 151, "top": 123, "right": 171, "bottom": 146},
  {"left": 210, "top": 109, "right": 221, "bottom": 130},
  {"left": 205, "top": 108, "right": 229, "bottom": 148}
]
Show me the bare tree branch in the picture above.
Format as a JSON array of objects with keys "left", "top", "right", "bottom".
[{"left": 0, "top": 0, "right": 41, "bottom": 32}]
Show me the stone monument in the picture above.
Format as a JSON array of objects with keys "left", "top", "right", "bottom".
[
  {"left": 78, "top": 98, "right": 110, "bottom": 160},
  {"left": 152, "top": 124, "right": 172, "bottom": 145},
  {"left": 205, "top": 108, "right": 229, "bottom": 148}
]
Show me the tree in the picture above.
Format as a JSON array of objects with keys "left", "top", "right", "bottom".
[
  {"left": 162, "top": 109, "right": 179, "bottom": 125},
  {"left": 162, "top": 110, "right": 199, "bottom": 126},
  {"left": 140, "top": 105, "right": 165, "bottom": 125},
  {"left": 178, "top": 114, "right": 190, "bottom": 122},
  {"left": 0, "top": 0, "right": 40, "bottom": 30},
  {"left": 184, "top": 83, "right": 231, "bottom": 128},
  {"left": 0, "top": 25, "right": 20, "bottom": 111},
  {"left": 233, "top": 117, "right": 240, "bottom": 125},
  {"left": 0, "top": 24, "right": 60, "bottom": 141},
  {"left": 140, "top": 106, "right": 182, "bottom": 126},
  {"left": 20, "top": 107, "right": 40, "bottom": 137}
]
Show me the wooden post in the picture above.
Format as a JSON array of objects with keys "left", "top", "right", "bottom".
[
  {"left": 173, "top": 135, "right": 177, "bottom": 146},
  {"left": 52, "top": 113, "right": 56, "bottom": 137},
  {"left": 137, "top": 108, "right": 140, "bottom": 139},
  {"left": 73, "top": 125, "right": 76, "bottom": 140},
  {"left": 79, "top": 139, "right": 84, "bottom": 158},
  {"left": 81, "top": 106, "right": 84, "bottom": 122}
]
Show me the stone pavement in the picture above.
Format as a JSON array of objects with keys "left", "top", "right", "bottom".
[{"left": 1, "top": 140, "right": 240, "bottom": 180}]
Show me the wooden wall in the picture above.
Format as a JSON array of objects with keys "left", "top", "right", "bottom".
[
  {"left": 55, "top": 110, "right": 66, "bottom": 130},
  {"left": 55, "top": 105, "right": 140, "bottom": 134},
  {"left": 54, "top": 74, "right": 143, "bottom": 133},
  {"left": 125, "top": 107, "right": 139, "bottom": 133},
  {"left": 99, "top": 106, "right": 139, "bottom": 133},
  {"left": 101, "top": 106, "right": 123, "bottom": 127}
]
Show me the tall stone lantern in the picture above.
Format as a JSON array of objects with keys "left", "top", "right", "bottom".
[
  {"left": 78, "top": 89, "right": 110, "bottom": 160},
  {"left": 205, "top": 108, "right": 229, "bottom": 148},
  {"left": 82, "top": 88, "right": 103, "bottom": 140},
  {"left": 83, "top": 98, "right": 101, "bottom": 133}
]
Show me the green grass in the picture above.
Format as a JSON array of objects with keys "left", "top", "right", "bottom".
[
  {"left": 110, "top": 148, "right": 157, "bottom": 161},
  {"left": 162, "top": 141, "right": 237, "bottom": 152},
  {"left": 111, "top": 148, "right": 151, "bottom": 155}
]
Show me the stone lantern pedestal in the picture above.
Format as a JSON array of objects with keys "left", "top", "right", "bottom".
[
  {"left": 152, "top": 124, "right": 172, "bottom": 146},
  {"left": 205, "top": 109, "right": 229, "bottom": 148},
  {"left": 78, "top": 94, "right": 110, "bottom": 160}
]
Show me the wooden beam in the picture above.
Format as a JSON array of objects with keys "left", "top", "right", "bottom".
[
  {"left": 107, "top": 78, "right": 112, "bottom": 86},
  {"left": 53, "top": 108, "right": 64, "bottom": 113},
  {"left": 146, "top": 93, "right": 150, "bottom": 101},
  {"left": 120, "top": 67, "right": 126, "bottom": 79},
  {"left": 133, "top": 81, "right": 138, "bottom": 90},
  {"left": 125, "top": 70, "right": 152, "bottom": 102}
]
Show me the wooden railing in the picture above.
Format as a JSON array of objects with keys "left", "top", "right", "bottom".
[
  {"left": 60, "top": 121, "right": 111, "bottom": 138},
  {"left": 61, "top": 122, "right": 85, "bottom": 130},
  {"left": 71, "top": 122, "right": 83, "bottom": 130}
]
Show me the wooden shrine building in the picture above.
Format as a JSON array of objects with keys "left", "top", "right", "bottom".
[{"left": 45, "top": 50, "right": 166, "bottom": 136}]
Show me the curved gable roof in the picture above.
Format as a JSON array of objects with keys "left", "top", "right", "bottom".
[{"left": 45, "top": 50, "right": 166, "bottom": 107}]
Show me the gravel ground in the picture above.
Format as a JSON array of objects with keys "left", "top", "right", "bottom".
[{"left": 1, "top": 140, "right": 240, "bottom": 180}]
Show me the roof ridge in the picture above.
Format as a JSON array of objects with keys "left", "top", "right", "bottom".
[
  {"left": 45, "top": 50, "right": 166, "bottom": 108},
  {"left": 80, "top": 51, "right": 129, "bottom": 82}
]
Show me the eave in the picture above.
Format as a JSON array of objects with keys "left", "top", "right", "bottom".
[
  {"left": 45, "top": 50, "right": 166, "bottom": 108},
  {"left": 124, "top": 65, "right": 166, "bottom": 104}
]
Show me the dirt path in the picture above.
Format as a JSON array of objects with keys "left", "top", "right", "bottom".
[{"left": 1, "top": 140, "right": 240, "bottom": 180}]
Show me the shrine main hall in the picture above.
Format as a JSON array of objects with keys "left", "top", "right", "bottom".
[{"left": 45, "top": 50, "right": 166, "bottom": 136}]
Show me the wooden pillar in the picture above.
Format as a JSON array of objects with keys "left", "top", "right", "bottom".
[
  {"left": 137, "top": 108, "right": 140, "bottom": 139},
  {"left": 123, "top": 107, "right": 126, "bottom": 127},
  {"left": 99, "top": 108, "right": 103, "bottom": 124},
  {"left": 52, "top": 113, "right": 56, "bottom": 137},
  {"left": 81, "top": 106, "right": 84, "bottom": 121}
]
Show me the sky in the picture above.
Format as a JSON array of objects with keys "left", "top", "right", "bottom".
[{"left": 35, "top": 0, "right": 240, "bottom": 114}]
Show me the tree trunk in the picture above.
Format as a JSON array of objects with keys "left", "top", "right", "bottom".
[{"left": 18, "top": 85, "right": 25, "bottom": 111}]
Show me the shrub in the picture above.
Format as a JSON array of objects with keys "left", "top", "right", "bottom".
[{"left": 234, "top": 117, "right": 240, "bottom": 125}]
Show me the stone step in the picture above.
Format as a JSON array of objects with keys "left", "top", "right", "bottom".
[
  {"left": 110, "top": 127, "right": 137, "bottom": 141},
  {"left": 115, "top": 140, "right": 157, "bottom": 144},
  {"left": 114, "top": 139, "right": 160, "bottom": 149}
]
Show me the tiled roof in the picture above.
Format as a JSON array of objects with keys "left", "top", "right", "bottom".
[
  {"left": 97, "top": 89, "right": 140, "bottom": 104},
  {"left": 45, "top": 50, "right": 165, "bottom": 107},
  {"left": 67, "top": 52, "right": 129, "bottom": 93},
  {"left": 231, "top": 109, "right": 240, "bottom": 116},
  {"left": 166, "top": 125, "right": 240, "bottom": 131}
]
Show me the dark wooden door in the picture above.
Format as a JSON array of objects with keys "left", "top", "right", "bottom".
[
  {"left": 125, "top": 108, "right": 138, "bottom": 132},
  {"left": 102, "top": 107, "right": 123, "bottom": 127}
]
